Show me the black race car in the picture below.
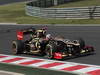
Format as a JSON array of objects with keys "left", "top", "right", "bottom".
[{"left": 12, "top": 27, "right": 94, "bottom": 59}]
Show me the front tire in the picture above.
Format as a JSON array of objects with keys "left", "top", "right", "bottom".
[{"left": 46, "top": 45, "right": 54, "bottom": 59}]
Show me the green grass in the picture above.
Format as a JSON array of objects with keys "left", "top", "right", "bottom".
[
  {"left": 53, "top": 0, "right": 100, "bottom": 8},
  {"left": 0, "top": 2, "right": 100, "bottom": 24}
]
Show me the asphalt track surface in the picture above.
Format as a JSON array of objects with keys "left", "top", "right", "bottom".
[
  {"left": 0, "top": 1, "right": 99, "bottom": 75},
  {"left": 0, "top": 0, "right": 29, "bottom": 5},
  {"left": 0, "top": 25, "right": 100, "bottom": 66}
]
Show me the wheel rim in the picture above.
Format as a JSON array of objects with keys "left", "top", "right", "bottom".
[
  {"left": 46, "top": 46, "right": 53, "bottom": 58},
  {"left": 12, "top": 43, "right": 17, "bottom": 54}
]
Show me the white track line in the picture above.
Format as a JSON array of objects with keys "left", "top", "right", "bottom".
[
  {"left": 1, "top": 24, "right": 100, "bottom": 26},
  {"left": 10, "top": 58, "right": 37, "bottom": 64},
  {"left": 29, "top": 61, "right": 55, "bottom": 67},
  {"left": 0, "top": 70, "right": 24, "bottom": 75},
  {"left": 73, "top": 66, "right": 100, "bottom": 73},
  {"left": 50, "top": 63, "right": 79, "bottom": 69},
  {"left": 0, "top": 56, "right": 16, "bottom": 62}
]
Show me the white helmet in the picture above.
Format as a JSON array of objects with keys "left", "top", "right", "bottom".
[{"left": 46, "top": 34, "right": 52, "bottom": 39}]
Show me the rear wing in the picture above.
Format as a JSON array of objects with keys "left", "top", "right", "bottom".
[
  {"left": 17, "top": 31, "right": 23, "bottom": 40},
  {"left": 16, "top": 30, "right": 34, "bottom": 40},
  {"left": 16, "top": 27, "right": 47, "bottom": 40}
]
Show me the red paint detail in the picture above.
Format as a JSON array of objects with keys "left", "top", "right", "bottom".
[
  {"left": 17, "top": 31, "right": 23, "bottom": 40},
  {"left": 62, "top": 65, "right": 89, "bottom": 71},
  {"left": 19, "top": 60, "right": 44, "bottom": 65},
  {"left": 84, "top": 46, "right": 94, "bottom": 49},
  {"left": 87, "top": 69, "right": 100, "bottom": 75},
  {"left": 2, "top": 57, "right": 25, "bottom": 63},
  {"left": 54, "top": 52, "right": 62, "bottom": 59},
  {"left": 0, "top": 55, "right": 8, "bottom": 58},
  {"left": 32, "top": 56, "right": 36, "bottom": 57},
  {"left": 39, "top": 62, "right": 64, "bottom": 68}
]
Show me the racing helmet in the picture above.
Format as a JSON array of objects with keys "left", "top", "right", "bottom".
[{"left": 46, "top": 34, "right": 52, "bottom": 39}]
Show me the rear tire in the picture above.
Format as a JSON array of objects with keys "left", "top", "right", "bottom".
[{"left": 12, "top": 40, "right": 24, "bottom": 54}]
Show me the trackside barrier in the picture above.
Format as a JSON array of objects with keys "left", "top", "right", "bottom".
[{"left": 25, "top": 3, "right": 100, "bottom": 19}]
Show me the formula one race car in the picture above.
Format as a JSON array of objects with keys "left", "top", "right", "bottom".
[{"left": 12, "top": 27, "right": 94, "bottom": 59}]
